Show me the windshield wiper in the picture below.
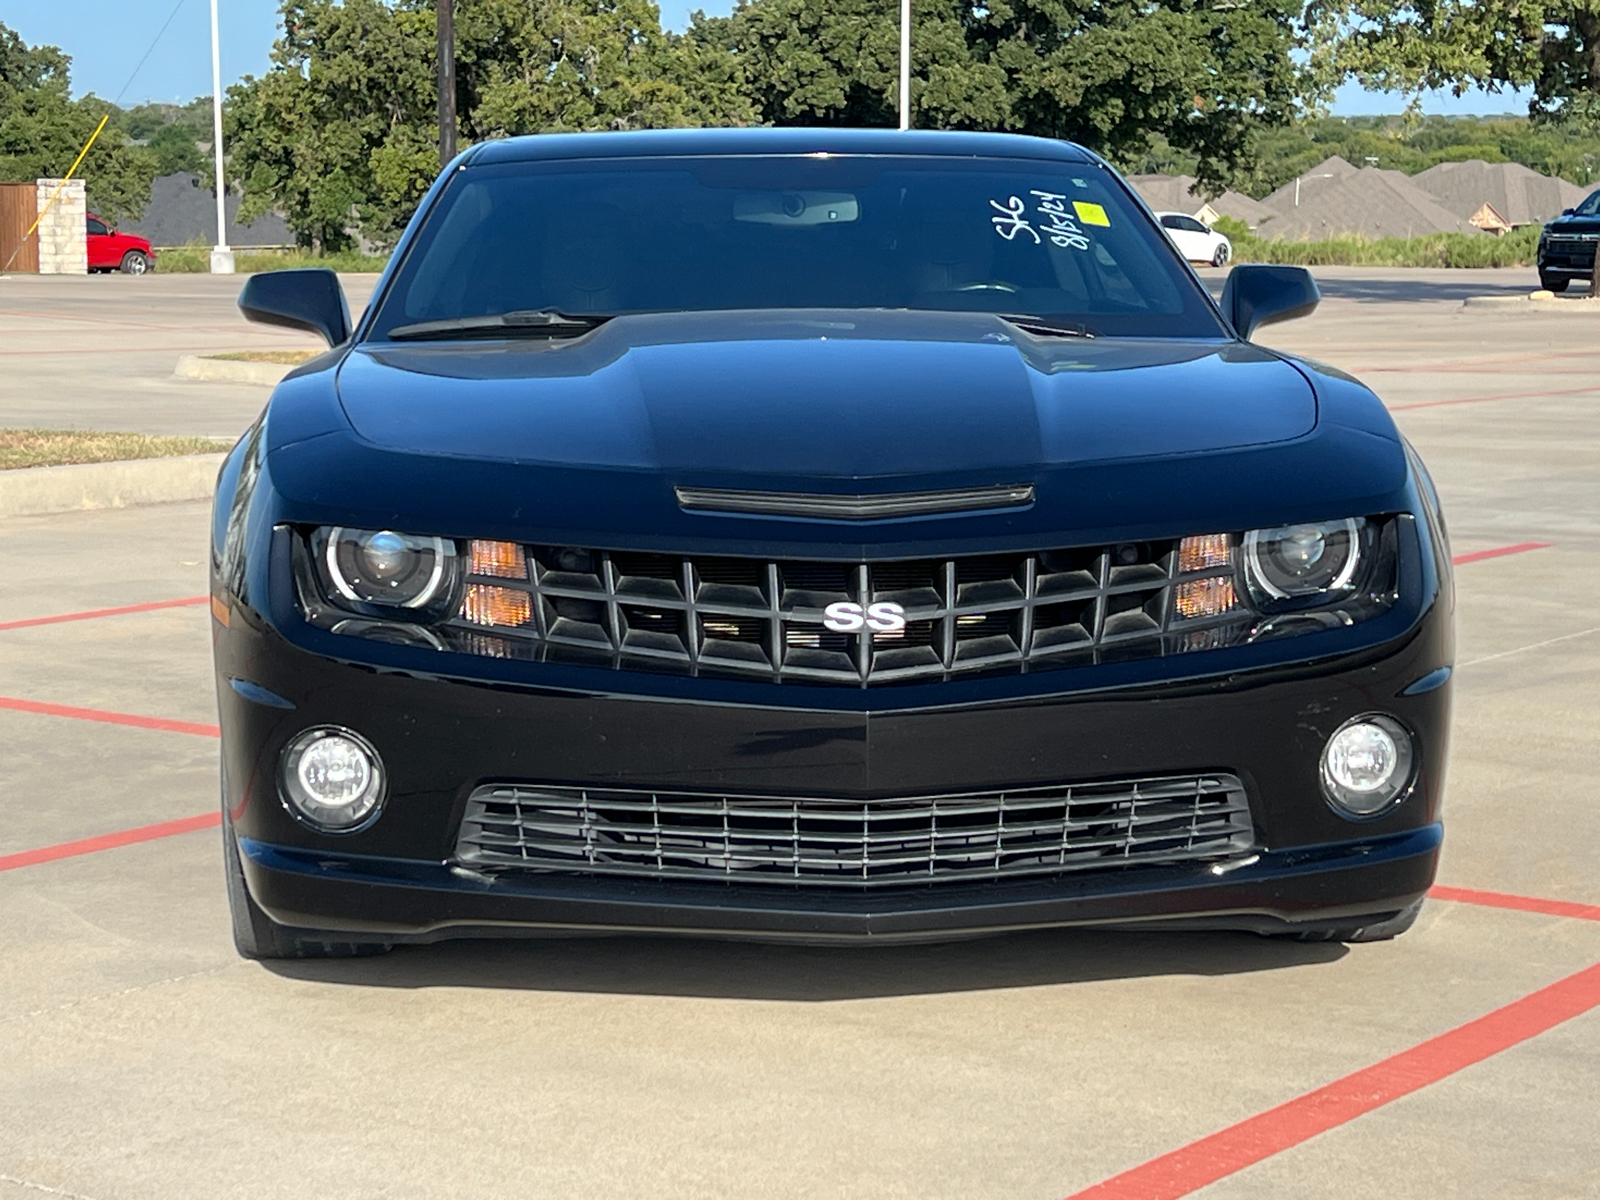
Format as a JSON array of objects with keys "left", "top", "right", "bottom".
[
  {"left": 998, "top": 314, "right": 1096, "bottom": 339},
  {"left": 386, "top": 309, "right": 614, "bottom": 341}
]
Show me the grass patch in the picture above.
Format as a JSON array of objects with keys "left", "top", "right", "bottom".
[
  {"left": 0, "top": 429, "right": 231, "bottom": 471},
  {"left": 154, "top": 241, "right": 389, "bottom": 275},
  {"left": 1216, "top": 218, "right": 1543, "bottom": 268},
  {"left": 206, "top": 349, "right": 321, "bottom": 364}
]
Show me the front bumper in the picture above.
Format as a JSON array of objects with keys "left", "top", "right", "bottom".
[
  {"left": 218, "top": 588, "right": 1452, "bottom": 940},
  {"left": 239, "top": 823, "right": 1441, "bottom": 942}
]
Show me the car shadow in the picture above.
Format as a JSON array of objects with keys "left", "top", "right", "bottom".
[{"left": 264, "top": 926, "right": 1346, "bottom": 1000}]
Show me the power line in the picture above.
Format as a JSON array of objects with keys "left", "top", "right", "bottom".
[{"left": 114, "top": 0, "right": 191, "bottom": 107}]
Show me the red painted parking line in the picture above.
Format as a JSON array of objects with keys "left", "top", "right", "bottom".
[
  {"left": 1451, "top": 542, "right": 1552, "bottom": 566},
  {"left": 1067, "top": 960, "right": 1600, "bottom": 1199},
  {"left": 1431, "top": 884, "right": 1600, "bottom": 923},
  {"left": 1389, "top": 383, "right": 1600, "bottom": 411},
  {"left": 0, "top": 595, "right": 208, "bottom": 632},
  {"left": 0, "top": 695, "right": 219, "bottom": 738},
  {"left": 0, "top": 811, "right": 221, "bottom": 874}
]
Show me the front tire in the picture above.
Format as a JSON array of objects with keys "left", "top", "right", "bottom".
[
  {"left": 1211, "top": 242, "right": 1231, "bottom": 268},
  {"left": 223, "top": 809, "right": 391, "bottom": 960},
  {"left": 119, "top": 250, "right": 150, "bottom": 275},
  {"left": 1541, "top": 276, "right": 1569, "bottom": 293}
]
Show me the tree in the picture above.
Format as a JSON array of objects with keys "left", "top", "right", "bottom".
[
  {"left": 694, "top": 0, "right": 1315, "bottom": 192},
  {"left": 227, "top": 0, "right": 754, "bottom": 250},
  {"left": 0, "top": 22, "right": 159, "bottom": 222},
  {"left": 1306, "top": 0, "right": 1600, "bottom": 121}
]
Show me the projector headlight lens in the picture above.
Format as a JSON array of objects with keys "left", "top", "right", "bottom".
[
  {"left": 321, "top": 526, "right": 459, "bottom": 611},
  {"left": 280, "top": 726, "right": 385, "bottom": 832},
  {"left": 1243, "top": 518, "right": 1362, "bottom": 603},
  {"left": 1320, "top": 714, "right": 1414, "bottom": 818}
]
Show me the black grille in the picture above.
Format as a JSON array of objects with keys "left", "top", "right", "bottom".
[
  {"left": 1545, "top": 235, "right": 1598, "bottom": 263},
  {"left": 445, "top": 539, "right": 1250, "bottom": 685},
  {"left": 454, "top": 775, "right": 1255, "bottom": 887}
]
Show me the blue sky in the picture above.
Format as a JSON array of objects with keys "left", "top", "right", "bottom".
[{"left": 2, "top": 0, "right": 1535, "bottom": 116}]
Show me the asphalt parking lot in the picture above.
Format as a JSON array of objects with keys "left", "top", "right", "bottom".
[{"left": 2, "top": 267, "right": 1599, "bottom": 1198}]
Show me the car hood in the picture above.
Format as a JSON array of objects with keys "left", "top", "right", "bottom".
[
  {"left": 1546, "top": 215, "right": 1600, "bottom": 234},
  {"left": 334, "top": 310, "right": 1314, "bottom": 479},
  {"left": 263, "top": 309, "right": 1409, "bottom": 554}
]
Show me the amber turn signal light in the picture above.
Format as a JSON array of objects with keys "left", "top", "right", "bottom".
[
  {"left": 462, "top": 584, "right": 533, "bottom": 627},
  {"left": 470, "top": 540, "right": 527, "bottom": 580}
]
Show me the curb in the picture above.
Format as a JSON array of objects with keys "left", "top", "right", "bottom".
[
  {"left": 0, "top": 454, "right": 225, "bottom": 518},
  {"left": 1462, "top": 292, "right": 1600, "bottom": 310},
  {"left": 174, "top": 355, "right": 292, "bottom": 386}
]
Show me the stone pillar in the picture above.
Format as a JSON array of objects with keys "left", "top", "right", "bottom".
[{"left": 35, "top": 179, "right": 88, "bottom": 275}]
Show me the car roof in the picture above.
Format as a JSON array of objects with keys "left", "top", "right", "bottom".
[{"left": 468, "top": 127, "right": 1098, "bottom": 167}]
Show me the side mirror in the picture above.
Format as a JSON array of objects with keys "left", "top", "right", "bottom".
[
  {"left": 1219, "top": 264, "right": 1320, "bottom": 340},
  {"left": 1563, "top": 208, "right": 1574, "bottom": 215},
  {"left": 238, "top": 268, "right": 351, "bottom": 348}
]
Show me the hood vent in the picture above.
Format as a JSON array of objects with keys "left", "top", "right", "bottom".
[{"left": 675, "top": 483, "right": 1034, "bottom": 520}]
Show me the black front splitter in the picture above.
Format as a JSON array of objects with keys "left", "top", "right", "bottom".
[{"left": 240, "top": 822, "right": 1440, "bottom": 944}]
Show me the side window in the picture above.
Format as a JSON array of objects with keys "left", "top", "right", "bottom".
[
  {"left": 86, "top": 217, "right": 108, "bottom": 235},
  {"left": 1159, "top": 215, "right": 1182, "bottom": 230},
  {"left": 1180, "top": 217, "right": 1207, "bottom": 233}
]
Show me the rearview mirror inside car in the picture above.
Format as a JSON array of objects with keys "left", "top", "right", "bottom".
[
  {"left": 238, "top": 268, "right": 352, "bottom": 347},
  {"left": 1219, "top": 264, "right": 1320, "bottom": 341}
]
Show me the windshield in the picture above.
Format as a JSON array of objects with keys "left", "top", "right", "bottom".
[
  {"left": 1575, "top": 189, "right": 1600, "bottom": 216},
  {"left": 367, "top": 154, "right": 1226, "bottom": 340}
]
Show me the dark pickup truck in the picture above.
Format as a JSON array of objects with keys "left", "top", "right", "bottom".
[{"left": 1538, "top": 189, "right": 1600, "bottom": 291}]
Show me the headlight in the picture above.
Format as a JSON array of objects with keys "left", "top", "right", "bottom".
[
  {"left": 1242, "top": 518, "right": 1363, "bottom": 605},
  {"left": 310, "top": 526, "right": 462, "bottom": 619}
]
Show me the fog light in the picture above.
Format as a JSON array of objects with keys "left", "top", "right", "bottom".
[
  {"left": 1320, "top": 714, "right": 1413, "bottom": 818},
  {"left": 280, "top": 726, "right": 385, "bottom": 832}
]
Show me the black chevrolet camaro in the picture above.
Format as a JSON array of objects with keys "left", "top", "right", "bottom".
[{"left": 213, "top": 128, "right": 1453, "bottom": 958}]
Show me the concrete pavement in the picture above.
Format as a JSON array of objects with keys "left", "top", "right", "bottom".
[
  {"left": 1, "top": 269, "right": 1598, "bottom": 1198},
  {"left": 0, "top": 273, "right": 378, "bottom": 438}
]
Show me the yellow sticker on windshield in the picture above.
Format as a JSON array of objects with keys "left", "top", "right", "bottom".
[{"left": 1072, "top": 201, "right": 1111, "bottom": 227}]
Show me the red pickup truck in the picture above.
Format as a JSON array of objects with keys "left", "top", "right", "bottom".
[{"left": 86, "top": 213, "right": 156, "bottom": 274}]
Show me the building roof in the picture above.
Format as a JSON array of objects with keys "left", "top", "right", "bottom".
[
  {"left": 120, "top": 172, "right": 289, "bottom": 247},
  {"left": 1258, "top": 164, "right": 1481, "bottom": 240},
  {"left": 1126, "top": 173, "right": 1203, "bottom": 213},
  {"left": 1410, "top": 159, "right": 1591, "bottom": 227}
]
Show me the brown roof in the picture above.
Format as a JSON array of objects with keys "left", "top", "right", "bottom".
[{"left": 1410, "top": 160, "right": 1590, "bottom": 227}]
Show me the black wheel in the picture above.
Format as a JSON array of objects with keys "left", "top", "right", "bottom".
[
  {"left": 1211, "top": 242, "right": 1231, "bottom": 268},
  {"left": 119, "top": 250, "right": 150, "bottom": 275},
  {"left": 223, "top": 809, "right": 391, "bottom": 960},
  {"left": 1285, "top": 898, "right": 1425, "bottom": 944},
  {"left": 1542, "top": 276, "right": 1569, "bottom": 293}
]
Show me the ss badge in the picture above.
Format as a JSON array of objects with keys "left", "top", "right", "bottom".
[{"left": 822, "top": 601, "right": 907, "bottom": 633}]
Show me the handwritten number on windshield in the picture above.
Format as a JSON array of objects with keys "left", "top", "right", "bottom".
[{"left": 989, "top": 196, "right": 1040, "bottom": 243}]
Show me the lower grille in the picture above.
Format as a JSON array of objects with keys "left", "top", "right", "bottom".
[{"left": 453, "top": 774, "right": 1255, "bottom": 888}]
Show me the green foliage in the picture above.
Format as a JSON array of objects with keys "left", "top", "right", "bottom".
[
  {"left": 154, "top": 239, "right": 389, "bottom": 273},
  {"left": 1306, "top": 0, "right": 1600, "bottom": 119},
  {"left": 115, "top": 98, "right": 211, "bottom": 176},
  {"left": 1227, "top": 221, "right": 1542, "bottom": 267},
  {"left": 226, "top": 0, "right": 754, "bottom": 250},
  {"left": 694, "top": 0, "right": 1313, "bottom": 193},
  {"left": 0, "top": 22, "right": 160, "bottom": 222},
  {"left": 1235, "top": 114, "right": 1600, "bottom": 197}
]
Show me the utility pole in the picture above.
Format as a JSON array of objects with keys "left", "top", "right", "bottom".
[
  {"left": 438, "top": 0, "right": 456, "bottom": 168},
  {"left": 209, "top": 0, "right": 233, "bottom": 273},
  {"left": 897, "top": 0, "right": 911, "bottom": 131}
]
